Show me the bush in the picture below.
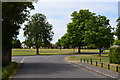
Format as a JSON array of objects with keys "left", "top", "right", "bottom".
[
  {"left": 109, "top": 47, "right": 120, "bottom": 64},
  {"left": 113, "top": 40, "right": 120, "bottom": 45},
  {"left": 2, "top": 62, "right": 19, "bottom": 80}
]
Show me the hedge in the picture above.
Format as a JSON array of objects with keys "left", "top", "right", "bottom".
[{"left": 109, "top": 47, "right": 120, "bottom": 64}]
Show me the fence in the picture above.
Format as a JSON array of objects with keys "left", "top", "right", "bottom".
[{"left": 80, "top": 58, "right": 120, "bottom": 72}]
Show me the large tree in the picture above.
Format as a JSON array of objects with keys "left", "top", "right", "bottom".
[
  {"left": 84, "top": 15, "right": 114, "bottom": 56},
  {"left": 2, "top": 2, "right": 34, "bottom": 66},
  {"left": 67, "top": 9, "right": 96, "bottom": 53},
  {"left": 116, "top": 17, "right": 120, "bottom": 40},
  {"left": 24, "top": 13, "right": 54, "bottom": 55}
]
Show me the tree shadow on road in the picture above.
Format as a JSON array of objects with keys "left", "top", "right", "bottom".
[{"left": 13, "top": 62, "right": 79, "bottom": 78}]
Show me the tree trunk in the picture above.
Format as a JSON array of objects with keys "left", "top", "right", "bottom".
[
  {"left": 60, "top": 46, "right": 61, "bottom": 50},
  {"left": 36, "top": 47, "right": 39, "bottom": 55},
  {"left": 2, "top": 49, "right": 12, "bottom": 67},
  {"left": 78, "top": 46, "right": 81, "bottom": 53},
  {"left": 99, "top": 48, "right": 102, "bottom": 56}
]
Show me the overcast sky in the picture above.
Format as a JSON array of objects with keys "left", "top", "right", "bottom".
[{"left": 18, "top": 0, "right": 119, "bottom": 44}]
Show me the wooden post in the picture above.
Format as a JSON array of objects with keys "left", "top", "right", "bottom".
[
  {"left": 91, "top": 60, "right": 92, "bottom": 65},
  {"left": 108, "top": 64, "right": 110, "bottom": 70},
  {"left": 116, "top": 66, "right": 119, "bottom": 72},
  {"left": 87, "top": 59, "right": 89, "bottom": 63},
  {"left": 96, "top": 61, "right": 98, "bottom": 66},
  {"left": 101, "top": 63, "right": 103, "bottom": 68},
  {"left": 84, "top": 59, "right": 86, "bottom": 63},
  {"left": 80, "top": 58, "right": 82, "bottom": 63}
]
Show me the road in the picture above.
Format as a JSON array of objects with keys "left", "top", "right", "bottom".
[{"left": 12, "top": 55, "right": 109, "bottom": 80}]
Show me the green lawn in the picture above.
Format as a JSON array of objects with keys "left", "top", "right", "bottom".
[
  {"left": 12, "top": 49, "right": 77, "bottom": 56},
  {"left": 67, "top": 54, "right": 109, "bottom": 63},
  {"left": 12, "top": 48, "right": 109, "bottom": 56}
]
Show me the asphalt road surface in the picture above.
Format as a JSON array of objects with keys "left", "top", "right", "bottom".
[{"left": 12, "top": 55, "right": 110, "bottom": 80}]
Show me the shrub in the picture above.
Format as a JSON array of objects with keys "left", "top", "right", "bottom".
[
  {"left": 109, "top": 47, "right": 120, "bottom": 64},
  {"left": 2, "top": 62, "right": 19, "bottom": 80}
]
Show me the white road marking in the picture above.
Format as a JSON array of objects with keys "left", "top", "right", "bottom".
[
  {"left": 20, "top": 57, "right": 27, "bottom": 63},
  {"left": 20, "top": 56, "right": 33, "bottom": 63},
  {"left": 20, "top": 56, "right": 52, "bottom": 63}
]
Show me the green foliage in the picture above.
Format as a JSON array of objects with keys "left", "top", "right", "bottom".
[
  {"left": 84, "top": 15, "right": 114, "bottom": 51},
  {"left": 2, "top": 2, "right": 34, "bottom": 51},
  {"left": 116, "top": 17, "right": 120, "bottom": 40},
  {"left": 113, "top": 40, "right": 120, "bottom": 45},
  {"left": 23, "top": 13, "right": 54, "bottom": 54},
  {"left": 2, "top": 2, "right": 34, "bottom": 66},
  {"left": 66, "top": 9, "right": 96, "bottom": 53},
  {"left": 87, "top": 44, "right": 97, "bottom": 49},
  {"left": 64, "top": 9, "right": 113, "bottom": 54},
  {"left": 59, "top": 33, "right": 70, "bottom": 48},
  {"left": 109, "top": 47, "right": 120, "bottom": 64},
  {"left": 23, "top": 39, "right": 33, "bottom": 48},
  {"left": 55, "top": 39, "right": 61, "bottom": 47},
  {"left": 2, "top": 62, "right": 19, "bottom": 80},
  {"left": 12, "top": 39, "right": 21, "bottom": 48},
  {"left": 67, "top": 9, "right": 95, "bottom": 47}
]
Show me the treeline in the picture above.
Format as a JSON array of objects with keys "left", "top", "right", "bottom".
[{"left": 56, "top": 9, "right": 120, "bottom": 56}]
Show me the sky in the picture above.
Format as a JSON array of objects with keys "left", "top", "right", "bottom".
[{"left": 18, "top": 0, "right": 119, "bottom": 44}]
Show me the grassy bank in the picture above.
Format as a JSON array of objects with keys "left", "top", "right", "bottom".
[{"left": 2, "top": 62, "right": 20, "bottom": 80}]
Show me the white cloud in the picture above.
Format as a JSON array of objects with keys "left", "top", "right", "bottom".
[
  {"left": 38, "top": 0, "right": 119, "bottom": 2},
  {"left": 18, "top": 1, "right": 118, "bottom": 44}
]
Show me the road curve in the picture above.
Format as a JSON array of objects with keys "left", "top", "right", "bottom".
[{"left": 12, "top": 55, "right": 108, "bottom": 79}]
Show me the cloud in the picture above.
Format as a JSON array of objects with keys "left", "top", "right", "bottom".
[
  {"left": 38, "top": 0, "right": 119, "bottom": 2},
  {"left": 18, "top": 1, "right": 118, "bottom": 44}
]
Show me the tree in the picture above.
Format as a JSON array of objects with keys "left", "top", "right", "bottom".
[
  {"left": 12, "top": 39, "right": 21, "bottom": 48},
  {"left": 55, "top": 39, "right": 62, "bottom": 49},
  {"left": 2, "top": 2, "right": 34, "bottom": 66},
  {"left": 116, "top": 17, "right": 120, "bottom": 40},
  {"left": 59, "top": 33, "right": 70, "bottom": 48},
  {"left": 24, "top": 13, "right": 54, "bottom": 55},
  {"left": 84, "top": 15, "right": 114, "bottom": 56},
  {"left": 67, "top": 9, "right": 96, "bottom": 53}
]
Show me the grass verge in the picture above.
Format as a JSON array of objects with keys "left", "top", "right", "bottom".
[
  {"left": 66, "top": 54, "right": 120, "bottom": 72},
  {"left": 2, "top": 62, "right": 20, "bottom": 80}
]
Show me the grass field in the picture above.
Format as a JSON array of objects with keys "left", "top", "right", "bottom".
[
  {"left": 12, "top": 48, "right": 109, "bottom": 56},
  {"left": 66, "top": 54, "right": 109, "bottom": 63}
]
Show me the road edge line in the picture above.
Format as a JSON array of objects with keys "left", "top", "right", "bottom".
[{"left": 64, "top": 57, "right": 117, "bottom": 79}]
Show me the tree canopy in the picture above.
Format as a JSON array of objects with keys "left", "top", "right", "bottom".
[
  {"left": 12, "top": 39, "right": 21, "bottom": 48},
  {"left": 84, "top": 15, "right": 114, "bottom": 56},
  {"left": 59, "top": 9, "right": 114, "bottom": 55},
  {"left": 116, "top": 17, "right": 120, "bottom": 40},
  {"left": 2, "top": 2, "right": 34, "bottom": 66},
  {"left": 24, "top": 13, "right": 54, "bottom": 55},
  {"left": 67, "top": 9, "right": 96, "bottom": 53}
]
